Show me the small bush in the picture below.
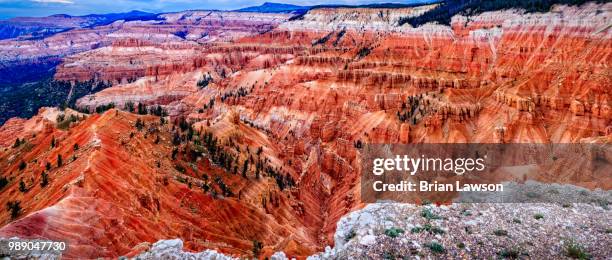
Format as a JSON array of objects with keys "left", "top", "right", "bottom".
[
  {"left": 413, "top": 223, "right": 446, "bottom": 235},
  {"left": 382, "top": 251, "right": 400, "bottom": 260},
  {"left": 498, "top": 248, "right": 520, "bottom": 259},
  {"left": 356, "top": 47, "right": 371, "bottom": 59},
  {"left": 594, "top": 199, "right": 609, "bottom": 210},
  {"left": 421, "top": 208, "right": 441, "bottom": 220},
  {"left": 430, "top": 225, "right": 445, "bottom": 235},
  {"left": 534, "top": 213, "right": 544, "bottom": 220},
  {"left": 565, "top": 240, "right": 591, "bottom": 259},
  {"left": 464, "top": 226, "right": 473, "bottom": 234},
  {"left": 494, "top": 229, "right": 509, "bottom": 236},
  {"left": 512, "top": 218, "right": 521, "bottom": 224},
  {"left": 345, "top": 229, "right": 356, "bottom": 242},
  {"left": 384, "top": 227, "right": 405, "bottom": 238},
  {"left": 175, "top": 164, "right": 186, "bottom": 173},
  {"left": 425, "top": 242, "right": 445, "bottom": 254},
  {"left": 176, "top": 176, "right": 187, "bottom": 184},
  {"left": 135, "top": 118, "right": 145, "bottom": 131}
]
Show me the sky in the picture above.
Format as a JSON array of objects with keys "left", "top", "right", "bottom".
[{"left": 0, "top": 0, "right": 434, "bottom": 19}]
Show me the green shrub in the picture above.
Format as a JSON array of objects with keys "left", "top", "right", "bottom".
[
  {"left": 345, "top": 229, "right": 356, "bottom": 242},
  {"left": 425, "top": 242, "right": 445, "bottom": 254},
  {"left": 534, "top": 213, "right": 544, "bottom": 220},
  {"left": 498, "top": 248, "right": 520, "bottom": 259},
  {"left": 565, "top": 240, "right": 591, "bottom": 259},
  {"left": 356, "top": 47, "right": 371, "bottom": 59},
  {"left": 384, "top": 227, "right": 405, "bottom": 238},
  {"left": 413, "top": 223, "right": 446, "bottom": 235},
  {"left": 493, "top": 229, "right": 508, "bottom": 236},
  {"left": 421, "top": 208, "right": 441, "bottom": 220}
]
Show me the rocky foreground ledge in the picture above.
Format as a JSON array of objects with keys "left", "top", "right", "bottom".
[
  {"left": 132, "top": 239, "right": 235, "bottom": 260},
  {"left": 131, "top": 201, "right": 610, "bottom": 259},
  {"left": 309, "top": 203, "right": 610, "bottom": 259},
  {"left": 132, "top": 239, "right": 288, "bottom": 260}
]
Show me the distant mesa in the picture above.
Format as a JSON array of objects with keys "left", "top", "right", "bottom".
[
  {"left": 235, "top": 2, "right": 311, "bottom": 13},
  {"left": 235, "top": 1, "right": 441, "bottom": 14},
  {"left": 0, "top": 10, "right": 159, "bottom": 40}
]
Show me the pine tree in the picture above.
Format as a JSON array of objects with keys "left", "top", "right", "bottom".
[
  {"left": 137, "top": 103, "right": 147, "bottom": 115},
  {"left": 124, "top": 101, "right": 135, "bottom": 112},
  {"left": 18, "top": 161, "right": 26, "bottom": 171},
  {"left": 40, "top": 172, "right": 49, "bottom": 187},
  {"left": 242, "top": 159, "right": 249, "bottom": 178},
  {"left": 0, "top": 177, "right": 8, "bottom": 191},
  {"left": 171, "top": 147, "right": 178, "bottom": 160},
  {"left": 57, "top": 154, "right": 63, "bottom": 167},
  {"left": 18, "top": 180, "right": 27, "bottom": 193},
  {"left": 12, "top": 138, "right": 21, "bottom": 148},
  {"left": 6, "top": 201, "right": 21, "bottom": 219},
  {"left": 135, "top": 118, "right": 145, "bottom": 131},
  {"left": 252, "top": 240, "right": 263, "bottom": 258}
]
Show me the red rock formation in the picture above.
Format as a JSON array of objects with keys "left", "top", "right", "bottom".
[
  {"left": 1, "top": 2, "right": 611, "bottom": 259},
  {"left": 0, "top": 109, "right": 317, "bottom": 259}
]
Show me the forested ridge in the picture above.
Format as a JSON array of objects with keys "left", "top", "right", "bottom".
[
  {"left": 0, "top": 78, "right": 111, "bottom": 124},
  {"left": 399, "top": 0, "right": 606, "bottom": 27}
]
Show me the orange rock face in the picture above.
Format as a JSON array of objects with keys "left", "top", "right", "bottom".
[
  {"left": 1, "top": 2, "right": 611, "bottom": 259},
  {"left": 0, "top": 109, "right": 318, "bottom": 258},
  {"left": 50, "top": 11, "right": 291, "bottom": 82}
]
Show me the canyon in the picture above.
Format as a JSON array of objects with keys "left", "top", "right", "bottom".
[{"left": 0, "top": 1, "right": 610, "bottom": 259}]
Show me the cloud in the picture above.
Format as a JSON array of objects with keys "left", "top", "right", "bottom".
[{"left": 31, "top": 0, "right": 73, "bottom": 4}]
